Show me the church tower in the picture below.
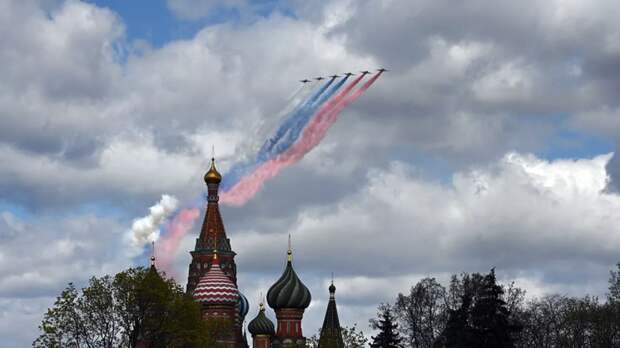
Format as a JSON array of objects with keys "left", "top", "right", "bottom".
[
  {"left": 187, "top": 158, "right": 248, "bottom": 348},
  {"left": 267, "top": 242, "right": 312, "bottom": 348},
  {"left": 187, "top": 158, "right": 237, "bottom": 293},
  {"left": 318, "top": 281, "right": 344, "bottom": 348}
]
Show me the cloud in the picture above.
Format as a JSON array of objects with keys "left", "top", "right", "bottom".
[
  {"left": 3, "top": 0, "right": 620, "bottom": 346},
  {"left": 232, "top": 152, "right": 619, "bottom": 294}
]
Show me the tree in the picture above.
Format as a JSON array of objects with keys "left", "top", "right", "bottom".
[
  {"left": 609, "top": 263, "right": 620, "bottom": 304},
  {"left": 442, "top": 285, "right": 474, "bottom": 348},
  {"left": 469, "top": 269, "right": 520, "bottom": 347},
  {"left": 395, "top": 277, "right": 447, "bottom": 348},
  {"left": 607, "top": 263, "right": 620, "bottom": 346},
  {"left": 307, "top": 324, "right": 367, "bottom": 348},
  {"left": 33, "top": 267, "right": 217, "bottom": 348},
  {"left": 438, "top": 270, "right": 522, "bottom": 348},
  {"left": 341, "top": 324, "right": 369, "bottom": 348},
  {"left": 370, "top": 304, "right": 403, "bottom": 348}
]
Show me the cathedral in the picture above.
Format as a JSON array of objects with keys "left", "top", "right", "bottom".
[{"left": 186, "top": 159, "right": 345, "bottom": 348}]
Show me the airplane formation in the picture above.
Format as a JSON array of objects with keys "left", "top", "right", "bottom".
[{"left": 300, "top": 68, "right": 388, "bottom": 83}]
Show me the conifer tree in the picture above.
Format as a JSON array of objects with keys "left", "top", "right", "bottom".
[
  {"left": 469, "top": 269, "right": 519, "bottom": 348},
  {"left": 370, "top": 304, "right": 403, "bottom": 348}
]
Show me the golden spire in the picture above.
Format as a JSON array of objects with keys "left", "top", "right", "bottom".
[{"left": 204, "top": 157, "right": 222, "bottom": 184}]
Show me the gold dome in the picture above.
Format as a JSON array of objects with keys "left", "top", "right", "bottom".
[{"left": 204, "top": 158, "right": 222, "bottom": 184}]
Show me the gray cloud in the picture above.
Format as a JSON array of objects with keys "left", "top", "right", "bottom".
[{"left": 3, "top": 0, "right": 620, "bottom": 346}]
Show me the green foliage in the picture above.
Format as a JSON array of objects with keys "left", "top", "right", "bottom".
[
  {"left": 307, "top": 324, "right": 367, "bottom": 348},
  {"left": 395, "top": 277, "right": 447, "bottom": 348},
  {"left": 341, "top": 324, "right": 369, "bottom": 348},
  {"left": 441, "top": 269, "right": 521, "bottom": 348},
  {"left": 33, "top": 267, "right": 215, "bottom": 348},
  {"left": 370, "top": 304, "right": 403, "bottom": 348},
  {"left": 609, "top": 263, "right": 620, "bottom": 303}
]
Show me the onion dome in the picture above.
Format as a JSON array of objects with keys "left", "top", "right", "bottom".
[
  {"left": 239, "top": 290, "right": 250, "bottom": 319},
  {"left": 267, "top": 248, "right": 311, "bottom": 310},
  {"left": 193, "top": 253, "right": 239, "bottom": 304},
  {"left": 204, "top": 157, "right": 222, "bottom": 184},
  {"left": 248, "top": 303, "right": 275, "bottom": 336}
]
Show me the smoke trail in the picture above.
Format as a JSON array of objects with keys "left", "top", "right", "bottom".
[
  {"left": 221, "top": 78, "right": 338, "bottom": 191},
  {"left": 156, "top": 207, "right": 200, "bottom": 274},
  {"left": 260, "top": 75, "right": 351, "bottom": 161},
  {"left": 256, "top": 77, "right": 342, "bottom": 162},
  {"left": 220, "top": 73, "right": 382, "bottom": 205},
  {"left": 223, "top": 82, "right": 319, "bottom": 189},
  {"left": 127, "top": 194, "right": 178, "bottom": 254},
  {"left": 252, "top": 81, "right": 315, "bottom": 152},
  {"left": 302, "top": 71, "right": 384, "bottom": 149}
]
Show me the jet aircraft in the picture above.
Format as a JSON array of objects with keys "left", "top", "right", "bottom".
[
  {"left": 315, "top": 77, "right": 325, "bottom": 81},
  {"left": 299, "top": 79, "right": 311, "bottom": 83},
  {"left": 377, "top": 68, "right": 389, "bottom": 72},
  {"left": 344, "top": 72, "right": 355, "bottom": 77},
  {"left": 360, "top": 70, "right": 371, "bottom": 75},
  {"left": 329, "top": 74, "right": 340, "bottom": 79}
]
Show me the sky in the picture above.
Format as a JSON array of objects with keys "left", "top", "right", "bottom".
[{"left": 1, "top": 0, "right": 620, "bottom": 346}]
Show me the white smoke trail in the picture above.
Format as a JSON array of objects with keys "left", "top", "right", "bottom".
[{"left": 128, "top": 194, "right": 179, "bottom": 254}]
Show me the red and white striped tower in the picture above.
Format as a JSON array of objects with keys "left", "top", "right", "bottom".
[{"left": 193, "top": 250, "right": 243, "bottom": 347}]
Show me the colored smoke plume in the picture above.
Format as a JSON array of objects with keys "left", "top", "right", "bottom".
[
  {"left": 128, "top": 194, "right": 178, "bottom": 253},
  {"left": 220, "top": 72, "right": 382, "bottom": 206},
  {"left": 222, "top": 79, "right": 336, "bottom": 191},
  {"left": 156, "top": 207, "right": 200, "bottom": 274}
]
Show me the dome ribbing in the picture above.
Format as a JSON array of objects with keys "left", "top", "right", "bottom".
[
  {"left": 248, "top": 303, "right": 275, "bottom": 336},
  {"left": 267, "top": 250, "right": 311, "bottom": 310}
]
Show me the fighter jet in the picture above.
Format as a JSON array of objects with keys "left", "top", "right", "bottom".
[
  {"left": 344, "top": 72, "right": 356, "bottom": 77},
  {"left": 329, "top": 74, "right": 340, "bottom": 79},
  {"left": 299, "top": 79, "right": 311, "bottom": 83},
  {"left": 315, "top": 77, "right": 325, "bottom": 81},
  {"left": 377, "top": 68, "right": 389, "bottom": 72},
  {"left": 360, "top": 70, "right": 371, "bottom": 75}
]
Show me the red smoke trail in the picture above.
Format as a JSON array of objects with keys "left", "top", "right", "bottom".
[
  {"left": 156, "top": 207, "right": 200, "bottom": 276},
  {"left": 300, "top": 71, "right": 384, "bottom": 151},
  {"left": 220, "top": 72, "right": 383, "bottom": 206}
]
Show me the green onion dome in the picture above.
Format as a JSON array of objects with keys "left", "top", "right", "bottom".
[
  {"left": 248, "top": 303, "right": 275, "bottom": 337},
  {"left": 267, "top": 250, "right": 311, "bottom": 310}
]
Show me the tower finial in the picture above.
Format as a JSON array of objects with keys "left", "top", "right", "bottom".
[
  {"left": 204, "top": 156, "right": 222, "bottom": 184},
  {"left": 329, "top": 273, "right": 336, "bottom": 297},
  {"left": 213, "top": 247, "right": 219, "bottom": 264},
  {"left": 150, "top": 241, "right": 156, "bottom": 267},
  {"left": 287, "top": 234, "right": 292, "bottom": 262},
  {"left": 211, "top": 144, "right": 215, "bottom": 159}
]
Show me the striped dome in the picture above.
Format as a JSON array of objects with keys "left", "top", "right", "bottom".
[
  {"left": 238, "top": 290, "right": 249, "bottom": 319},
  {"left": 248, "top": 304, "right": 275, "bottom": 336},
  {"left": 193, "top": 256, "right": 239, "bottom": 304},
  {"left": 267, "top": 251, "right": 311, "bottom": 310}
]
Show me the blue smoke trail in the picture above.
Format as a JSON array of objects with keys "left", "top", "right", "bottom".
[
  {"left": 261, "top": 75, "right": 351, "bottom": 160},
  {"left": 221, "top": 77, "right": 349, "bottom": 191},
  {"left": 220, "top": 81, "right": 329, "bottom": 190},
  {"left": 256, "top": 78, "right": 336, "bottom": 159}
]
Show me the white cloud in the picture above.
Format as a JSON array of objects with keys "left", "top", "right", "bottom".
[
  {"left": 3, "top": 0, "right": 620, "bottom": 346},
  {"left": 235, "top": 152, "right": 620, "bottom": 295}
]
